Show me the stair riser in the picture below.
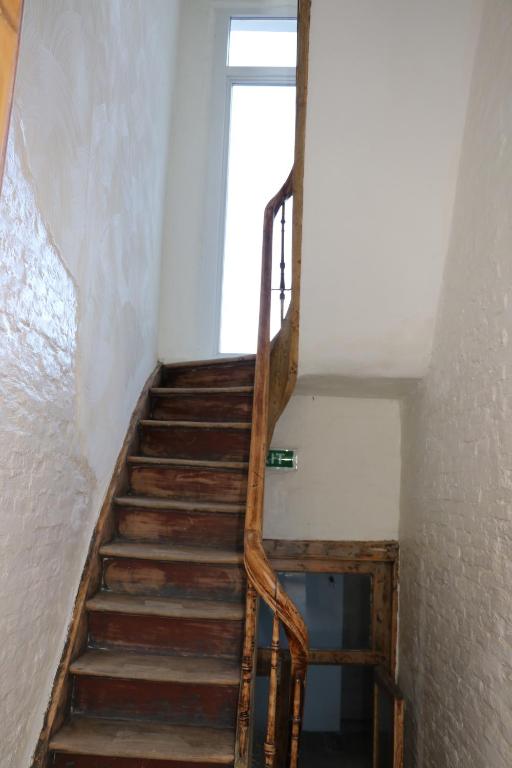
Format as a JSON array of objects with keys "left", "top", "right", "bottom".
[
  {"left": 88, "top": 612, "right": 244, "bottom": 658},
  {"left": 139, "top": 426, "right": 251, "bottom": 462},
  {"left": 151, "top": 393, "right": 253, "bottom": 423},
  {"left": 116, "top": 507, "right": 244, "bottom": 549},
  {"left": 52, "top": 757, "right": 232, "bottom": 768},
  {"left": 73, "top": 677, "right": 238, "bottom": 728},
  {"left": 161, "top": 362, "right": 254, "bottom": 388},
  {"left": 128, "top": 465, "right": 247, "bottom": 503},
  {"left": 102, "top": 558, "right": 245, "bottom": 601}
]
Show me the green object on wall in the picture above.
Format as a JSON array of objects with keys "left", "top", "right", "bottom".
[{"left": 266, "top": 449, "right": 297, "bottom": 470}]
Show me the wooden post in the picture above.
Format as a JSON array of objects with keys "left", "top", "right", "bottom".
[
  {"left": 276, "top": 651, "right": 292, "bottom": 768},
  {"left": 240, "top": 4, "right": 311, "bottom": 767},
  {"left": 0, "top": 0, "right": 24, "bottom": 191},
  {"left": 238, "top": 583, "right": 258, "bottom": 759},
  {"left": 393, "top": 697, "right": 404, "bottom": 768},
  {"left": 372, "top": 681, "right": 380, "bottom": 768},
  {"left": 264, "top": 611, "right": 281, "bottom": 768},
  {"left": 288, "top": 675, "right": 303, "bottom": 768}
]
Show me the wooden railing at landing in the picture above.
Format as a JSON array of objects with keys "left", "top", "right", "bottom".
[{"left": 236, "top": 4, "right": 311, "bottom": 767}]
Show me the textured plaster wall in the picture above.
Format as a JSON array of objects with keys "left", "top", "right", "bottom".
[
  {"left": 399, "top": 1, "right": 512, "bottom": 765},
  {"left": 300, "top": 0, "right": 482, "bottom": 379},
  {"left": 264, "top": 395, "right": 401, "bottom": 540},
  {"left": 0, "top": 1, "right": 180, "bottom": 765}
]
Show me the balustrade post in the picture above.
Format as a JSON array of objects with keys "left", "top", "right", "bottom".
[
  {"left": 238, "top": 583, "right": 258, "bottom": 759},
  {"left": 264, "top": 609, "right": 281, "bottom": 768},
  {"left": 288, "top": 675, "right": 304, "bottom": 768},
  {"left": 279, "top": 200, "right": 286, "bottom": 325}
]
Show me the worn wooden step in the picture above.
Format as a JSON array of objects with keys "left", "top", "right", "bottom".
[
  {"left": 114, "top": 496, "right": 245, "bottom": 514},
  {"left": 70, "top": 650, "right": 240, "bottom": 685},
  {"left": 73, "top": 676, "right": 238, "bottom": 728},
  {"left": 139, "top": 420, "right": 251, "bottom": 461},
  {"left": 161, "top": 357, "right": 255, "bottom": 388},
  {"left": 150, "top": 387, "right": 253, "bottom": 423},
  {"left": 87, "top": 593, "right": 244, "bottom": 657},
  {"left": 71, "top": 651, "right": 240, "bottom": 728},
  {"left": 71, "top": 651, "right": 239, "bottom": 728},
  {"left": 50, "top": 717, "right": 235, "bottom": 764},
  {"left": 114, "top": 497, "right": 244, "bottom": 549},
  {"left": 87, "top": 593, "right": 245, "bottom": 620},
  {"left": 100, "top": 541, "right": 244, "bottom": 565},
  {"left": 127, "top": 457, "right": 248, "bottom": 503},
  {"left": 100, "top": 542, "right": 245, "bottom": 601},
  {"left": 53, "top": 758, "right": 231, "bottom": 768}
]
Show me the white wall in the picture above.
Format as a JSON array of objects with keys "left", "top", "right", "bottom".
[
  {"left": 0, "top": 1, "right": 180, "bottom": 765},
  {"left": 264, "top": 394, "right": 401, "bottom": 540},
  {"left": 299, "top": 0, "right": 482, "bottom": 379},
  {"left": 399, "top": 1, "right": 512, "bottom": 765},
  {"left": 158, "top": 0, "right": 296, "bottom": 363},
  {"left": 158, "top": 0, "right": 482, "bottom": 380}
]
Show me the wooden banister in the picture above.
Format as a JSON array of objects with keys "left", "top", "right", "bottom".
[
  {"left": 236, "top": 5, "right": 311, "bottom": 766},
  {"left": 237, "top": 165, "right": 308, "bottom": 768}
]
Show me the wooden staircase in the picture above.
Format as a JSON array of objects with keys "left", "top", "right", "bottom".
[{"left": 48, "top": 356, "right": 255, "bottom": 768}]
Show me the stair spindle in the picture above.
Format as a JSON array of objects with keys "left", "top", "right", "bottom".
[
  {"left": 238, "top": 582, "right": 258, "bottom": 758},
  {"left": 263, "top": 608, "right": 281, "bottom": 768},
  {"left": 289, "top": 675, "right": 304, "bottom": 768},
  {"left": 279, "top": 200, "right": 286, "bottom": 325}
]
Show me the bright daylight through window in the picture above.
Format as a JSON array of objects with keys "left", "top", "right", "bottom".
[{"left": 219, "top": 17, "right": 297, "bottom": 354}]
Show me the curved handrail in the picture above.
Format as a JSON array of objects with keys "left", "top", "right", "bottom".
[{"left": 239, "top": 168, "right": 308, "bottom": 767}]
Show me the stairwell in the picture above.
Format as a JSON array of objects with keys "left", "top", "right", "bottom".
[{"left": 48, "top": 357, "right": 256, "bottom": 766}]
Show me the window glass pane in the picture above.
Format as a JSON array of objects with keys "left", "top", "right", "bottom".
[
  {"left": 220, "top": 84, "right": 296, "bottom": 354},
  {"left": 228, "top": 18, "right": 297, "bottom": 67},
  {"left": 258, "top": 572, "right": 372, "bottom": 650}
]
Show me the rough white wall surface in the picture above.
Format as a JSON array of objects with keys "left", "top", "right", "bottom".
[
  {"left": 0, "top": 137, "right": 91, "bottom": 767},
  {"left": 300, "top": 0, "right": 482, "bottom": 379},
  {"left": 14, "top": 0, "right": 180, "bottom": 490},
  {"left": 264, "top": 395, "right": 401, "bottom": 540},
  {"left": 0, "top": 2, "right": 180, "bottom": 765},
  {"left": 399, "top": 2, "right": 512, "bottom": 765}
]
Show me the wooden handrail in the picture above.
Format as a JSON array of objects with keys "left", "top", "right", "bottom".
[
  {"left": 237, "top": 5, "right": 311, "bottom": 765},
  {"left": 237, "top": 168, "right": 308, "bottom": 768}
]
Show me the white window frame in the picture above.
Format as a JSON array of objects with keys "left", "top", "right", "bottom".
[{"left": 203, "top": 2, "right": 297, "bottom": 356}]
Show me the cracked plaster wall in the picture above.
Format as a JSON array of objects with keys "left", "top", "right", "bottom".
[
  {"left": 399, "top": 1, "right": 512, "bottom": 765},
  {"left": 0, "top": 1, "right": 181, "bottom": 765}
]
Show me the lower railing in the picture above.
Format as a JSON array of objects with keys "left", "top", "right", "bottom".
[{"left": 236, "top": 169, "right": 308, "bottom": 768}]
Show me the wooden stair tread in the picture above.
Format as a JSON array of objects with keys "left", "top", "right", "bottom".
[
  {"left": 100, "top": 540, "right": 244, "bottom": 565},
  {"left": 114, "top": 496, "right": 245, "bottom": 514},
  {"left": 140, "top": 419, "right": 251, "bottom": 429},
  {"left": 50, "top": 716, "right": 235, "bottom": 761},
  {"left": 128, "top": 456, "right": 248, "bottom": 469},
  {"left": 162, "top": 355, "right": 254, "bottom": 369},
  {"left": 70, "top": 650, "right": 240, "bottom": 685},
  {"left": 151, "top": 386, "right": 253, "bottom": 395},
  {"left": 86, "top": 592, "right": 245, "bottom": 620}
]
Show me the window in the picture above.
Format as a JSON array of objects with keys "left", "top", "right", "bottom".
[
  {"left": 218, "top": 12, "right": 297, "bottom": 354},
  {"left": 228, "top": 18, "right": 297, "bottom": 67},
  {"left": 252, "top": 545, "right": 399, "bottom": 768},
  {"left": 258, "top": 572, "right": 373, "bottom": 650}
]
